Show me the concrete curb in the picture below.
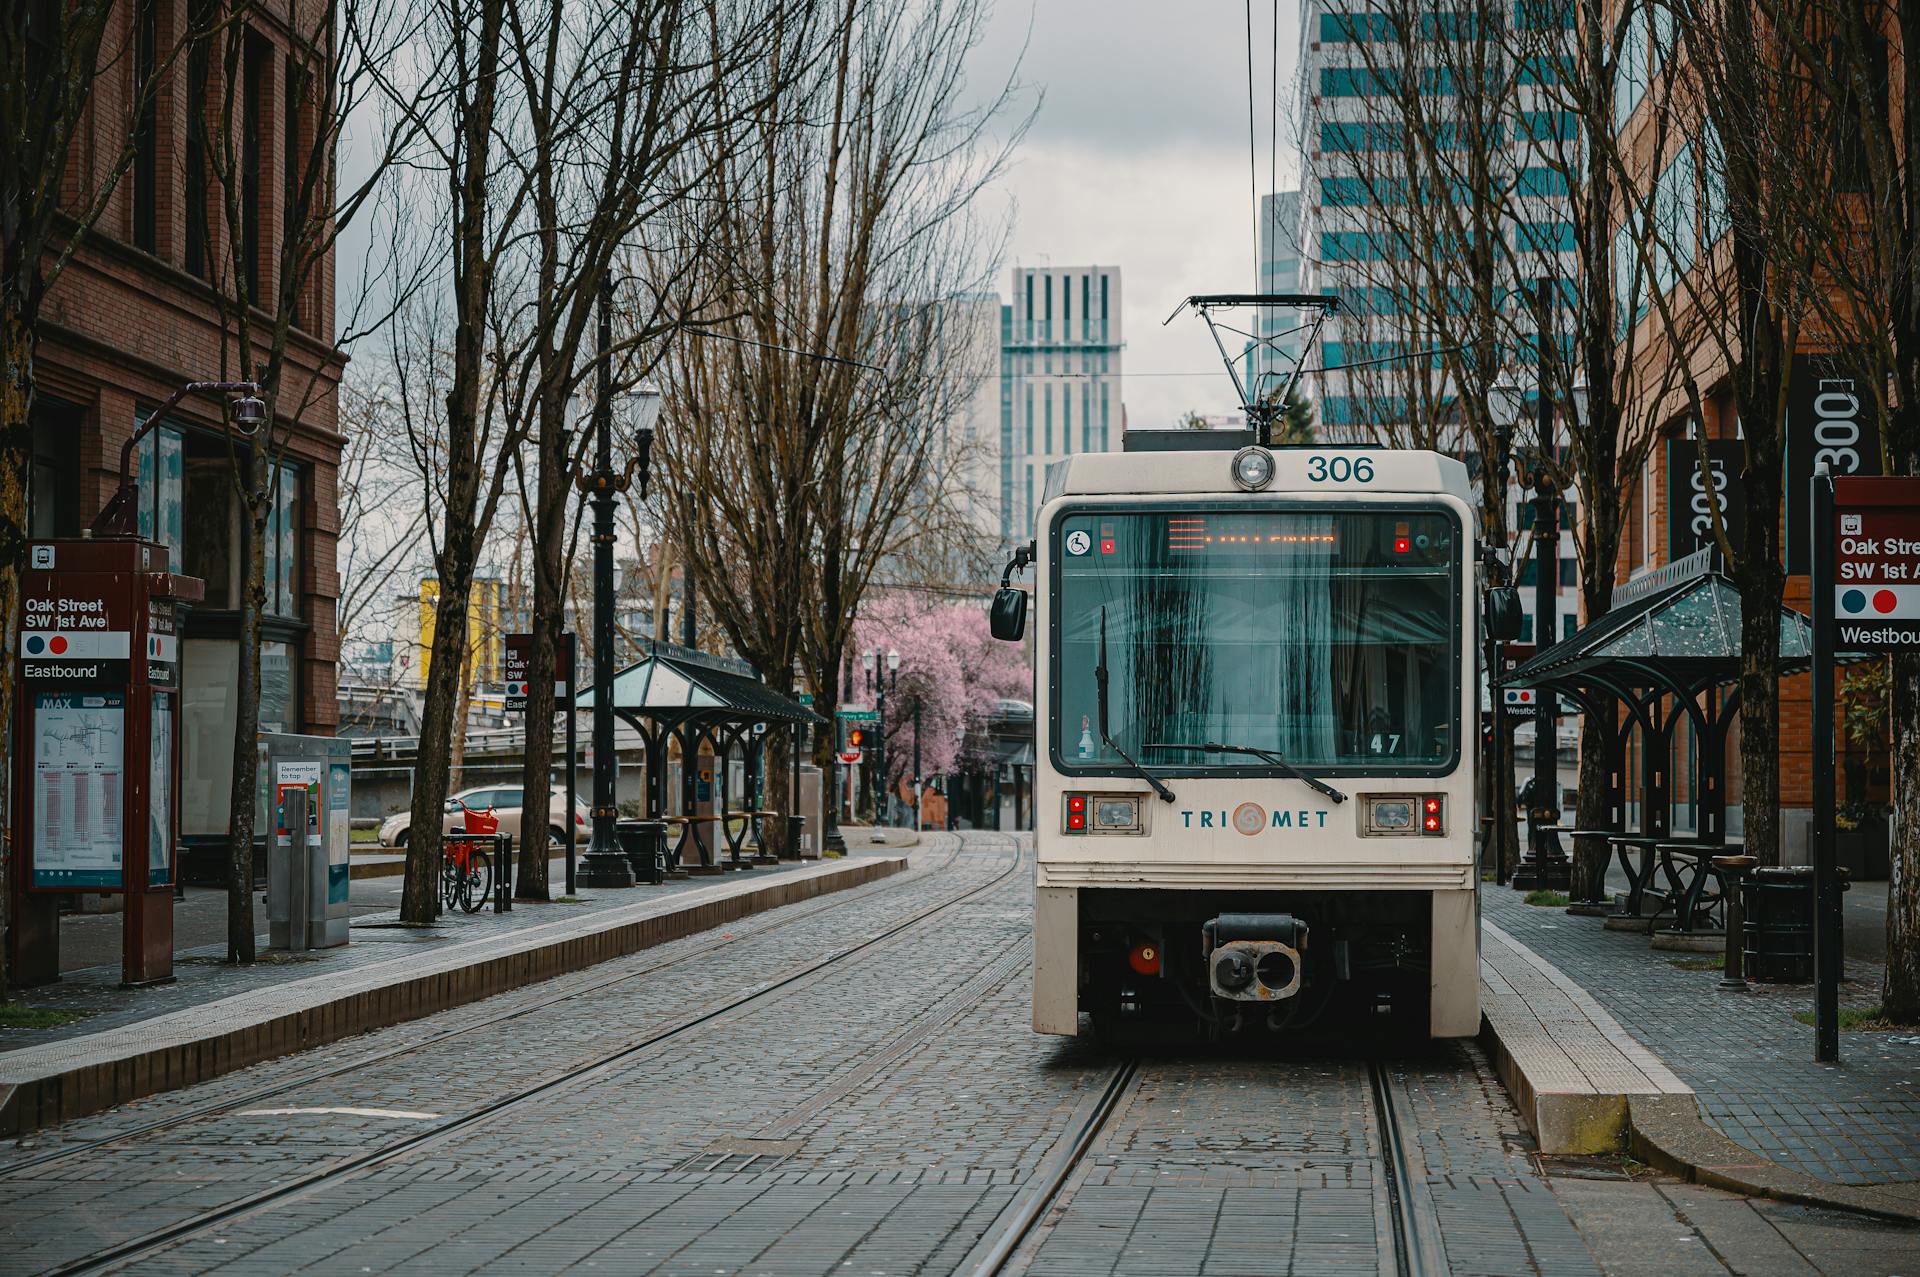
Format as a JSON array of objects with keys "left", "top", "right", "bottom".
[
  {"left": 0, "top": 856, "right": 903, "bottom": 1136},
  {"left": 1627, "top": 1093, "right": 1920, "bottom": 1223},
  {"left": 1479, "top": 921, "right": 1920, "bottom": 1223}
]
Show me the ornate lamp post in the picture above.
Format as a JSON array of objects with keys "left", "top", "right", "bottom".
[
  {"left": 862, "top": 647, "right": 899, "bottom": 823},
  {"left": 576, "top": 291, "right": 662, "bottom": 888}
]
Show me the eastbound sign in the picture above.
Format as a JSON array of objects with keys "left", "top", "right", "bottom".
[
  {"left": 504, "top": 633, "right": 575, "bottom": 711},
  {"left": 1831, "top": 478, "right": 1920, "bottom": 650}
]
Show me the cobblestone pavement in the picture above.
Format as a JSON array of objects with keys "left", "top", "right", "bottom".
[
  {"left": 3, "top": 836, "right": 1914, "bottom": 1276},
  {"left": 1484, "top": 884, "right": 1920, "bottom": 1186},
  {"left": 0, "top": 852, "right": 859, "bottom": 1052}
]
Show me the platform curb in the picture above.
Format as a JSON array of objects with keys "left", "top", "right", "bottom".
[
  {"left": 1479, "top": 922, "right": 1920, "bottom": 1224},
  {"left": 0, "top": 856, "right": 904, "bottom": 1136},
  {"left": 1626, "top": 1093, "right": 1920, "bottom": 1223}
]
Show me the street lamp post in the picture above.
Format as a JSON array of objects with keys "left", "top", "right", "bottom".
[
  {"left": 92, "top": 381, "right": 264, "bottom": 538},
  {"left": 576, "top": 285, "right": 661, "bottom": 887},
  {"left": 1515, "top": 276, "right": 1571, "bottom": 892},
  {"left": 1489, "top": 378, "right": 1522, "bottom": 886}
]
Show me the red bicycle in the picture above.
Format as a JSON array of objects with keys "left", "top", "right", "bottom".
[{"left": 441, "top": 805, "right": 497, "bottom": 913}]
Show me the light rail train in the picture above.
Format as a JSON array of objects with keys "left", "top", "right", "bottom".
[{"left": 994, "top": 436, "right": 1483, "bottom": 1040}]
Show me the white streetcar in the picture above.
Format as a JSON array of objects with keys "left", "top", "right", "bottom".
[{"left": 993, "top": 435, "right": 1485, "bottom": 1041}]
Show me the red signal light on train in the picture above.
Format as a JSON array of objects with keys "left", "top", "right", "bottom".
[
  {"left": 1067, "top": 812, "right": 1087, "bottom": 831},
  {"left": 1393, "top": 536, "right": 1412, "bottom": 554},
  {"left": 1100, "top": 538, "right": 1117, "bottom": 554},
  {"left": 1422, "top": 796, "right": 1445, "bottom": 833},
  {"left": 1068, "top": 795, "right": 1087, "bottom": 813},
  {"left": 1128, "top": 941, "right": 1162, "bottom": 976}
]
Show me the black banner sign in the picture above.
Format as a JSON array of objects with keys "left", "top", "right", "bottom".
[
  {"left": 1788, "top": 351, "right": 1880, "bottom": 574},
  {"left": 1668, "top": 438, "right": 1745, "bottom": 560}
]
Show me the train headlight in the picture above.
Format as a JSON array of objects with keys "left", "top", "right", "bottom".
[
  {"left": 1062, "top": 792, "right": 1144, "bottom": 834},
  {"left": 1361, "top": 794, "right": 1446, "bottom": 836},
  {"left": 1230, "top": 446, "right": 1275, "bottom": 491}
]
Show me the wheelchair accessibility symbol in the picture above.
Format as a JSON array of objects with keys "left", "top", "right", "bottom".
[{"left": 1065, "top": 530, "right": 1091, "bottom": 556}]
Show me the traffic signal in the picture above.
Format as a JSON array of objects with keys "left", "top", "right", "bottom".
[{"left": 848, "top": 728, "right": 864, "bottom": 748}]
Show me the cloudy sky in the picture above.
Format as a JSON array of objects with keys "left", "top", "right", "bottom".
[{"left": 968, "top": 0, "right": 1303, "bottom": 428}]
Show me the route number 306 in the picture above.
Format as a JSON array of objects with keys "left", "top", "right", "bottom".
[{"left": 1306, "top": 455, "right": 1375, "bottom": 483}]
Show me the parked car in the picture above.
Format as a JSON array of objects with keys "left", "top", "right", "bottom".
[{"left": 378, "top": 785, "right": 589, "bottom": 850}]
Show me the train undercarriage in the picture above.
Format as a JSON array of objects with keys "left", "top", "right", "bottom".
[{"left": 1070, "top": 887, "right": 1446, "bottom": 1042}]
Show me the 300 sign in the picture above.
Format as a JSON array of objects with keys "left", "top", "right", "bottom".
[{"left": 1812, "top": 381, "right": 1867, "bottom": 475}]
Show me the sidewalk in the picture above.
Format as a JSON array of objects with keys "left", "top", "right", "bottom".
[
  {"left": 0, "top": 848, "right": 909, "bottom": 1134},
  {"left": 1480, "top": 879, "right": 1920, "bottom": 1219}
]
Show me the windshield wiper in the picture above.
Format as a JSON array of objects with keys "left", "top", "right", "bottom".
[
  {"left": 1094, "top": 607, "right": 1176, "bottom": 803},
  {"left": 1143, "top": 741, "right": 1348, "bottom": 805}
]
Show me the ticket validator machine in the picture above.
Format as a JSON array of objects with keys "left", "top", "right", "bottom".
[{"left": 8, "top": 538, "right": 203, "bottom": 986}]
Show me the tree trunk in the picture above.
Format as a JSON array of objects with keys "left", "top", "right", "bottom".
[
  {"left": 0, "top": 307, "right": 34, "bottom": 994},
  {"left": 763, "top": 728, "right": 793, "bottom": 856},
  {"left": 225, "top": 468, "right": 266, "bottom": 964},
  {"left": 448, "top": 640, "right": 472, "bottom": 785},
  {"left": 1571, "top": 710, "right": 1611, "bottom": 902},
  {"left": 1886, "top": 652, "right": 1920, "bottom": 1022},
  {"left": 517, "top": 384, "right": 570, "bottom": 901},
  {"left": 1498, "top": 728, "right": 1519, "bottom": 881},
  {"left": 401, "top": 566, "right": 479, "bottom": 925}
]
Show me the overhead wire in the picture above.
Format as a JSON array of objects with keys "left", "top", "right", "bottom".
[{"left": 1245, "top": 0, "right": 1260, "bottom": 293}]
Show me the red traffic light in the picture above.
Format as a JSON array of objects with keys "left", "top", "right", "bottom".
[{"left": 849, "top": 728, "right": 863, "bottom": 746}]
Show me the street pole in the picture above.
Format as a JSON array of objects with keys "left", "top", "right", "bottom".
[
  {"left": 913, "top": 703, "right": 922, "bottom": 831},
  {"left": 577, "top": 279, "right": 636, "bottom": 888},
  {"left": 565, "top": 633, "right": 577, "bottom": 896},
  {"left": 873, "top": 664, "right": 886, "bottom": 824},
  {"left": 1811, "top": 464, "right": 1840, "bottom": 1062},
  {"left": 1514, "top": 277, "right": 1568, "bottom": 891},
  {"left": 1487, "top": 424, "right": 1514, "bottom": 886}
]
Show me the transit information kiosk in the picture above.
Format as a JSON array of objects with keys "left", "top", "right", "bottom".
[{"left": 8, "top": 538, "right": 202, "bottom": 986}]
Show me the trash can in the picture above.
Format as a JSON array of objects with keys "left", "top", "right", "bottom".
[
  {"left": 616, "top": 820, "right": 668, "bottom": 884},
  {"left": 1741, "top": 866, "right": 1839, "bottom": 983}
]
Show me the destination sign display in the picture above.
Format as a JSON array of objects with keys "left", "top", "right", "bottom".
[{"left": 1831, "top": 477, "right": 1920, "bottom": 650}]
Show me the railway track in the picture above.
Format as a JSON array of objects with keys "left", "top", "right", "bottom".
[
  {"left": 24, "top": 834, "right": 1026, "bottom": 1276},
  {"left": 0, "top": 836, "right": 975, "bottom": 1181},
  {"left": 965, "top": 1053, "right": 1451, "bottom": 1277}
]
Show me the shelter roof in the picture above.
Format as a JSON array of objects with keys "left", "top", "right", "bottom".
[
  {"left": 574, "top": 640, "right": 822, "bottom": 725},
  {"left": 1498, "top": 550, "right": 1814, "bottom": 692}
]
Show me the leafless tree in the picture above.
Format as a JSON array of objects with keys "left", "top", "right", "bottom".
[
  {"left": 495, "top": 0, "right": 804, "bottom": 901},
  {"left": 0, "top": 0, "right": 192, "bottom": 992},
  {"left": 653, "top": 0, "right": 1023, "bottom": 854},
  {"left": 188, "top": 0, "right": 421, "bottom": 960}
]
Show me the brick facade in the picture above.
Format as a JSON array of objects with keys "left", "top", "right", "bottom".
[{"left": 30, "top": 0, "right": 345, "bottom": 844}]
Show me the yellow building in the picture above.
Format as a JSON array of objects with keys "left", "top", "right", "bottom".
[{"left": 416, "top": 576, "right": 511, "bottom": 687}]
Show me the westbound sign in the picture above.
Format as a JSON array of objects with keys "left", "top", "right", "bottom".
[{"left": 1831, "top": 478, "right": 1920, "bottom": 651}]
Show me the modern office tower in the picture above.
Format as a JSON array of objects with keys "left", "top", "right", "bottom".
[
  {"left": 1000, "top": 265, "right": 1124, "bottom": 543},
  {"left": 1240, "top": 191, "right": 1305, "bottom": 405}
]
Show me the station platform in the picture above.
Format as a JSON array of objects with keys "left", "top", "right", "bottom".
[
  {"left": 1480, "top": 888, "right": 1920, "bottom": 1223},
  {"left": 0, "top": 849, "right": 905, "bottom": 1136}
]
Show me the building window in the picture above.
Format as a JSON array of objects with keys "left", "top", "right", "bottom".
[
  {"left": 1024, "top": 384, "right": 1033, "bottom": 454},
  {"left": 1701, "top": 121, "right": 1730, "bottom": 244},
  {"left": 1100, "top": 275, "right": 1109, "bottom": 335},
  {"left": 266, "top": 462, "right": 301, "bottom": 618},
  {"left": 1044, "top": 274, "right": 1053, "bottom": 339},
  {"left": 1652, "top": 143, "right": 1698, "bottom": 292},
  {"left": 1063, "top": 274, "right": 1071, "bottom": 327},
  {"left": 243, "top": 35, "right": 267, "bottom": 298},
  {"left": 135, "top": 415, "right": 185, "bottom": 561},
  {"left": 1044, "top": 386, "right": 1053, "bottom": 453},
  {"left": 1101, "top": 387, "right": 1110, "bottom": 449},
  {"left": 1081, "top": 275, "right": 1089, "bottom": 339},
  {"left": 185, "top": 2, "right": 211, "bottom": 278},
  {"left": 1024, "top": 274, "right": 1033, "bottom": 339},
  {"left": 132, "top": 0, "right": 158, "bottom": 253},
  {"left": 1063, "top": 389, "right": 1072, "bottom": 455},
  {"left": 1615, "top": 4, "right": 1648, "bottom": 128}
]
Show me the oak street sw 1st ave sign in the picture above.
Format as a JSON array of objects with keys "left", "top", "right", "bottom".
[{"left": 1833, "top": 476, "right": 1920, "bottom": 651}]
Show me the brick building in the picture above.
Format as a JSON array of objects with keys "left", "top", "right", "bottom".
[
  {"left": 1606, "top": 3, "right": 1904, "bottom": 860},
  {"left": 28, "top": 0, "right": 343, "bottom": 861}
]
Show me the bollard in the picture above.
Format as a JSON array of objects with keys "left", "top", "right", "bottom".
[{"left": 1714, "top": 855, "right": 1758, "bottom": 990}]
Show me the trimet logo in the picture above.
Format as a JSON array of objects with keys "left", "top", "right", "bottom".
[{"left": 1180, "top": 802, "right": 1330, "bottom": 834}]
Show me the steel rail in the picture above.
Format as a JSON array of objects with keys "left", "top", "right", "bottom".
[
  {"left": 2, "top": 836, "right": 973, "bottom": 1181},
  {"left": 1368, "top": 1058, "right": 1447, "bottom": 1277},
  {"left": 964, "top": 1057, "right": 1140, "bottom": 1277},
  {"left": 30, "top": 838, "right": 1024, "bottom": 1276}
]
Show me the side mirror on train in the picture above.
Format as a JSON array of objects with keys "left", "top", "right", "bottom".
[
  {"left": 990, "top": 587, "right": 1028, "bottom": 641},
  {"left": 1484, "top": 586, "right": 1524, "bottom": 642}
]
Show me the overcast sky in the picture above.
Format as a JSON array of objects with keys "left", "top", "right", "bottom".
[{"left": 970, "top": 0, "right": 1303, "bottom": 428}]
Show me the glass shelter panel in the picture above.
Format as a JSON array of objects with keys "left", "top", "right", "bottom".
[{"left": 1051, "top": 506, "right": 1461, "bottom": 774}]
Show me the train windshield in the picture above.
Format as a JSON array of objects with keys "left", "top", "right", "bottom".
[{"left": 1052, "top": 506, "right": 1459, "bottom": 774}]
